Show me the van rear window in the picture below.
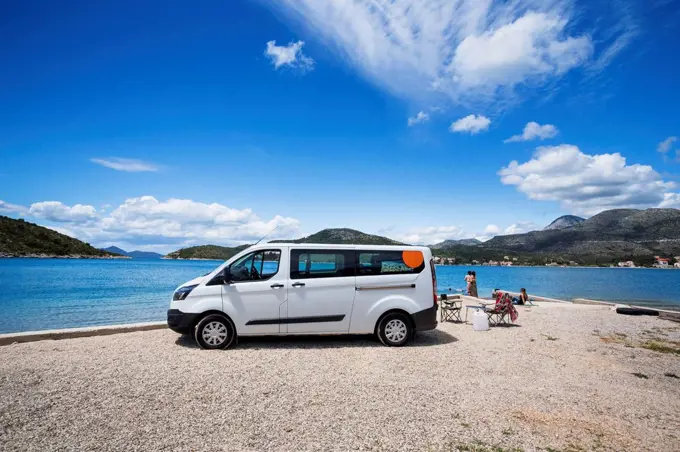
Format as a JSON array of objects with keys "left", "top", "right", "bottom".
[{"left": 357, "top": 251, "right": 425, "bottom": 275}]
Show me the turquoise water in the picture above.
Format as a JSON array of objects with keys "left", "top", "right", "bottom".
[
  {"left": 436, "top": 265, "right": 680, "bottom": 308},
  {"left": 1, "top": 259, "right": 679, "bottom": 334},
  {"left": 0, "top": 259, "right": 218, "bottom": 334}
]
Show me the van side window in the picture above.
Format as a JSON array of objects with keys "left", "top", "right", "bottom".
[
  {"left": 290, "top": 249, "right": 355, "bottom": 279},
  {"left": 230, "top": 250, "right": 281, "bottom": 282},
  {"left": 357, "top": 250, "right": 425, "bottom": 275}
]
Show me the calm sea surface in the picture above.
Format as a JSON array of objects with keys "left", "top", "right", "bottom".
[{"left": 1, "top": 259, "right": 679, "bottom": 334}]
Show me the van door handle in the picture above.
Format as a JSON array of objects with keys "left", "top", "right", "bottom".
[
  {"left": 291, "top": 282, "right": 306, "bottom": 287},
  {"left": 270, "top": 283, "right": 284, "bottom": 289}
]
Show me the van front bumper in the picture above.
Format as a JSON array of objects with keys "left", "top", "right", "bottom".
[
  {"left": 167, "top": 309, "right": 201, "bottom": 335},
  {"left": 412, "top": 305, "right": 438, "bottom": 331}
]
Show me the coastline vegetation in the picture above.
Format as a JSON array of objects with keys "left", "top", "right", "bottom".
[{"left": 0, "top": 216, "right": 120, "bottom": 258}]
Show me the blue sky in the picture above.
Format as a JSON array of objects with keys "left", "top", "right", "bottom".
[{"left": 1, "top": 0, "right": 680, "bottom": 252}]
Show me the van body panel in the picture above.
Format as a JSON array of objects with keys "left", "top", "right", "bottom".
[
  {"left": 221, "top": 280, "right": 287, "bottom": 335},
  {"left": 286, "top": 276, "right": 355, "bottom": 333}
]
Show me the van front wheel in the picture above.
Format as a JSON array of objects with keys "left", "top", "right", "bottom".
[
  {"left": 378, "top": 313, "right": 412, "bottom": 347},
  {"left": 195, "top": 315, "right": 235, "bottom": 350}
]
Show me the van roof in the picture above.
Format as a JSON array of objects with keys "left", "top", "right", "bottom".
[{"left": 264, "top": 243, "right": 431, "bottom": 251}]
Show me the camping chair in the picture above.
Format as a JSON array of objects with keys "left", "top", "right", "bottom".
[
  {"left": 485, "top": 293, "right": 517, "bottom": 326},
  {"left": 439, "top": 294, "right": 463, "bottom": 323}
]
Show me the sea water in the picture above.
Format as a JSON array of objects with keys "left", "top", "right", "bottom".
[{"left": 1, "top": 259, "right": 679, "bottom": 334}]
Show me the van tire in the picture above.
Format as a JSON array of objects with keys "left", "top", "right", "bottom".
[
  {"left": 194, "top": 314, "right": 236, "bottom": 350},
  {"left": 377, "top": 312, "right": 412, "bottom": 347}
]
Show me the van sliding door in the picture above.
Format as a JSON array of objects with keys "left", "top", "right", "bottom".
[{"left": 286, "top": 248, "right": 356, "bottom": 333}]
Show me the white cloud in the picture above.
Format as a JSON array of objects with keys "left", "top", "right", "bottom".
[
  {"left": 504, "top": 222, "right": 539, "bottom": 235},
  {"left": 265, "top": 40, "right": 314, "bottom": 71},
  {"left": 504, "top": 121, "right": 559, "bottom": 143},
  {"left": 407, "top": 111, "right": 430, "bottom": 126},
  {"left": 451, "top": 12, "right": 591, "bottom": 89},
  {"left": 394, "top": 221, "right": 539, "bottom": 245},
  {"left": 4, "top": 196, "right": 301, "bottom": 252},
  {"left": 499, "top": 144, "right": 679, "bottom": 215},
  {"left": 449, "top": 114, "right": 491, "bottom": 134},
  {"left": 28, "top": 202, "right": 98, "bottom": 223},
  {"left": 90, "top": 158, "right": 159, "bottom": 172},
  {"left": 0, "top": 200, "right": 28, "bottom": 215},
  {"left": 396, "top": 225, "right": 465, "bottom": 245},
  {"left": 659, "top": 193, "right": 680, "bottom": 209},
  {"left": 657, "top": 136, "right": 677, "bottom": 154},
  {"left": 268, "top": 1, "right": 634, "bottom": 105},
  {"left": 484, "top": 224, "right": 500, "bottom": 234}
]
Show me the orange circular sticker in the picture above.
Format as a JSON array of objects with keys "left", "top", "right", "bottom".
[{"left": 402, "top": 250, "right": 424, "bottom": 268}]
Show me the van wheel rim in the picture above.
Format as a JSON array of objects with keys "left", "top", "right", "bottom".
[
  {"left": 202, "top": 321, "right": 228, "bottom": 346},
  {"left": 384, "top": 319, "right": 407, "bottom": 343}
]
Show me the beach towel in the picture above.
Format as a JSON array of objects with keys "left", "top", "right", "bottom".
[{"left": 495, "top": 292, "right": 518, "bottom": 322}]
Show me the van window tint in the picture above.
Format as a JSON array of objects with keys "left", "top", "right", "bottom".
[
  {"left": 357, "top": 250, "right": 425, "bottom": 275},
  {"left": 230, "top": 250, "right": 281, "bottom": 282},
  {"left": 290, "top": 250, "right": 355, "bottom": 279}
]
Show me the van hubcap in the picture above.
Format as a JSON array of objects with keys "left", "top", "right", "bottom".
[
  {"left": 384, "top": 319, "right": 407, "bottom": 343},
  {"left": 202, "top": 321, "right": 228, "bottom": 346}
]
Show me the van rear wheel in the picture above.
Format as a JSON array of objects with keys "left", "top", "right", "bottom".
[
  {"left": 378, "top": 313, "right": 412, "bottom": 347},
  {"left": 195, "top": 314, "right": 235, "bottom": 350}
]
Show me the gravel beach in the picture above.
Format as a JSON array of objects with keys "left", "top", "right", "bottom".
[{"left": 1, "top": 302, "right": 679, "bottom": 452}]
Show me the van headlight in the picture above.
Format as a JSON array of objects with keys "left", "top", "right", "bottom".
[{"left": 173, "top": 285, "right": 197, "bottom": 301}]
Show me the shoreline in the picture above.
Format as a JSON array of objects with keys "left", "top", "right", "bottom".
[
  {"left": 1, "top": 296, "right": 678, "bottom": 337},
  {"left": 436, "top": 263, "right": 680, "bottom": 270},
  {"left": 0, "top": 254, "right": 129, "bottom": 259},
  {"left": 160, "top": 257, "right": 223, "bottom": 261}
]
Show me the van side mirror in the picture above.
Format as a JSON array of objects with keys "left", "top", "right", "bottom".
[
  {"left": 222, "top": 268, "right": 233, "bottom": 284},
  {"left": 208, "top": 268, "right": 233, "bottom": 286}
]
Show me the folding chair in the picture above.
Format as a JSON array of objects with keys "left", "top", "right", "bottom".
[
  {"left": 439, "top": 294, "right": 463, "bottom": 323},
  {"left": 485, "top": 293, "right": 514, "bottom": 326}
]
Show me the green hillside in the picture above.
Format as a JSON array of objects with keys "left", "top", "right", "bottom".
[
  {"left": 164, "top": 244, "right": 250, "bottom": 260},
  {"left": 0, "top": 216, "right": 119, "bottom": 258},
  {"left": 291, "top": 228, "right": 404, "bottom": 245}
]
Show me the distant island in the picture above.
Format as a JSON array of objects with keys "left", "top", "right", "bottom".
[
  {"left": 100, "top": 246, "right": 163, "bottom": 259},
  {"left": 0, "top": 216, "right": 124, "bottom": 259},
  {"left": 163, "top": 244, "right": 250, "bottom": 261}
]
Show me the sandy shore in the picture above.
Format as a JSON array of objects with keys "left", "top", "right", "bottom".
[{"left": 1, "top": 303, "right": 679, "bottom": 451}]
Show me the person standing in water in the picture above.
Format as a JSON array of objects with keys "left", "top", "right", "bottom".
[
  {"left": 469, "top": 271, "right": 479, "bottom": 298},
  {"left": 464, "top": 271, "right": 473, "bottom": 295}
]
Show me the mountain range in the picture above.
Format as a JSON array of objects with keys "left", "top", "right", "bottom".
[
  {"left": 4, "top": 208, "right": 680, "bottom": 265},
  {"left": 483, "top": 208, "right": 680, "bottom": 262},
  {"left": 100, "top": 246, "right": 163, "bottom": 259},
  {"left": 157, "top": 210, "right": 680, "bottom": 264}
]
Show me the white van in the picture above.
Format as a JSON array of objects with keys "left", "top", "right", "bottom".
[{"left": 167, "top": 244, "right": 438, "bottom": 349}]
